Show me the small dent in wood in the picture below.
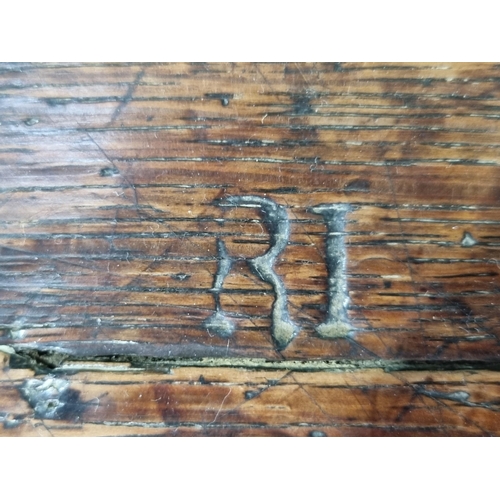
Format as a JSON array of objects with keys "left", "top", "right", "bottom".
[
  {"left": 344, "top": 179, "right": 370, "bottom": 193},
  {"left": 20, "top": 377, "right": 81, "bottom": 420},
  {"left": 204, "top": 93, "right": 234, "bottom": 107},
  {"left": 171, "top": 273, "right": 191, "bottom": 281},
  {"left": 2, "top": 320, "right": 27, "bottom": 340},
  {"left": 309, "top": 430, "right": 327, "bottom": 437},
  {"left": 1, "top": 415, "right": 22, "bottom": 429},
  {"left": 100, "top": 166, "right": 120, "bottom": 177},
  {"left": 24, "top": 118, "right": 39, "bottom": 126},
  {"left": 245, "top": 390, "right": 260, "bottom": 400},
  {"left": 416, "top": 388, "right": 470, "bottom": 403},
  {"left": 461, "top": 231, "right": 477, "bottom": 247}
]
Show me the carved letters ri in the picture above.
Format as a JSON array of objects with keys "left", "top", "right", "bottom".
[{"left": 202, "top": 196, "right": 352, "bottom": 350}]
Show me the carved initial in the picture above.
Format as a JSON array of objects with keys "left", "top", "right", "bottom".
[
  {"left": 310, "top": 204, "right": 353, "bottom": 338},
  {"left": 203, "top": 196, "right": 353, "bottom": 349},
  {"left": 203, "top": 195, "right": 298, "bottom": 350}
]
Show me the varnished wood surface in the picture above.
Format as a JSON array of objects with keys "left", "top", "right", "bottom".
[
  {"left": 1, "top": 63, "right": 500, "bottom": 435},
  {"left": 1, "top": 352, "right": 499, "bottom": 436}
]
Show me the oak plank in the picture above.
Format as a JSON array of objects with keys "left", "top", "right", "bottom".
[
  {"left": 1, "top": 63, "right": 500, "bottom": 435},
  {"left": 1, "top": 352, "right": 499, "bottom": 436}
]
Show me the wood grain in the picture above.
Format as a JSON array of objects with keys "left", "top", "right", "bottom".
[
  {"left": 1, "top": 63, "right": 500, "bottom": 435},
  {"left": 1, "top": 352, "right": 499, "bottom": 436}
]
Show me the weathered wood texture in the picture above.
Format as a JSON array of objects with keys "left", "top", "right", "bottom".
[
  {"left": 1, "top": 352, "right": 499, "bottom": 436},
  {"left": 1, "top": 63, "right": 500, "bottom": 435}
]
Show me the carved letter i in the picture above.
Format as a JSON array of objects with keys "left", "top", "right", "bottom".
[{"left": 311, "top": 204, "right": 353, "bottom": 338}]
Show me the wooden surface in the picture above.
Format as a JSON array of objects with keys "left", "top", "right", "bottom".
[{"left": 1, "top": 62, "right": 500, "bottom": 436}]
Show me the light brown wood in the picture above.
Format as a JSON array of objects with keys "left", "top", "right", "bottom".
[{"left": 2, "top": 352, "right": 499, "bottom": 436}]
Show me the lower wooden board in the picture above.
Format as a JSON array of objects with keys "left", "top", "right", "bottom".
[{"left": 1, "top": 352, "right": 499, "bottom": 436}]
